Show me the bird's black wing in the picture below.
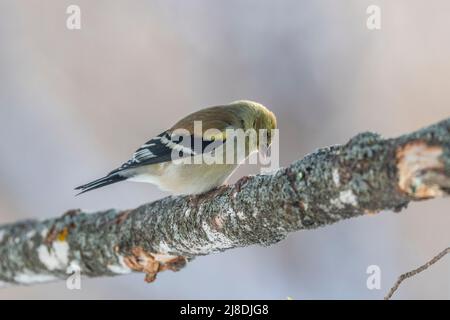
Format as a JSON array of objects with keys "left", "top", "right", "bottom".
[
  {"left": 75, "top": 131, "right": 222, "bottom": 194},
  {"left": 111, "top": 131, "right": 222, "bottom": 172}
]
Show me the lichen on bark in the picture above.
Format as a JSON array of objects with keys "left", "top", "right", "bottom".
[{"left": 0, "top": 118, "right": 449, "bottom": 286}]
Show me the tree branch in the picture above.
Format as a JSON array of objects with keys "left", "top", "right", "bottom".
[
  {"left": 385, "top": 247, "right": 450, "bottom": 300},
  {"left": 1, "top": 118, "right": 449, "bottom": 287}
]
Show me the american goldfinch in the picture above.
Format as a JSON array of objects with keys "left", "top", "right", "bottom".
[{"left": 75, "top": 100, "right": 277, "bottom": 195}]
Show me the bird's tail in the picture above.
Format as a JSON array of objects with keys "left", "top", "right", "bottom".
[{"left": 75, "top": 173, "right": 127, "bottom": 195}]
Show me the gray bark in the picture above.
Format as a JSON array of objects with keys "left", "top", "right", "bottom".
[{"left": 1, "top": 118, "right": 449, "bottom": 286}]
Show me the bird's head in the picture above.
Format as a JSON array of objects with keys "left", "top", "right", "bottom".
[
  {"left": 254, "top": 104, "right": 277, "bottom": 146},
  {"left": 230, "top": 100, "right": 277, "bottom": 147}
]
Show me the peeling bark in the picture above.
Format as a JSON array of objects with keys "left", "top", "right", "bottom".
[{"left": 0, "top": 118, "right": 449, "bottom": 287}]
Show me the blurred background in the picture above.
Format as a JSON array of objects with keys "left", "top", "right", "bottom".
[{"left": 0, "top": 0, "right": 449, "bottom": 299}]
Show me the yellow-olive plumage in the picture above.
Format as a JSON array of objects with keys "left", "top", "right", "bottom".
[{"left": 76, "top": 100, "right": 277, "bottom": 195}]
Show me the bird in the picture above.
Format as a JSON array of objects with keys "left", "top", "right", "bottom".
[{"left": 75, "top": 100, "right": 277, "bottom": 195}]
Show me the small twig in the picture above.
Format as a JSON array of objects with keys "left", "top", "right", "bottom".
[{"left": 385, "top": 247, "right": 450, "bottom": 300}]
